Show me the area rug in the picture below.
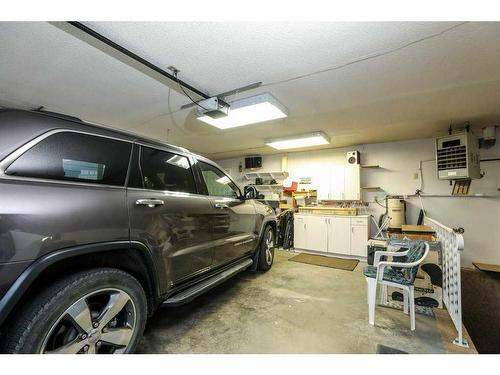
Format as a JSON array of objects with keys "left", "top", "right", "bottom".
[{"left": 288, "top": 253, "right": 359, "bottom": 271}]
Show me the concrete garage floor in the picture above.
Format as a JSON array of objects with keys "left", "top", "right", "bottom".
[{"left": 137, "top": 250, "right": 476, "bottom": 354}]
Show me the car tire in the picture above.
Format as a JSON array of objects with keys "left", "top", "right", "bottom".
[
  {"left": 0, "top": 268, "right": 147, "bottom": 354},
  {"left": 257, "top": 225, "right": 275, "bottom": 271}
]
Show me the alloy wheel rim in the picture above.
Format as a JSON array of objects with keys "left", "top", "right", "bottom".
[
  {"left": 265, "top": 230, "right": 274, "bottom": 265},
  {"left": 40, "top": 288, "right": 136, "bottom": 354}
]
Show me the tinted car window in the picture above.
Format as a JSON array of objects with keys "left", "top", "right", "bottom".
[
  {"left": 5, "top": 132, "right": 132, "bottom": 186},
  {"left": 129, "top": 146, "right": 196, "bottom": 193},
  {"left": 199, "top": 161, "right": 240, "bottom": 198}
]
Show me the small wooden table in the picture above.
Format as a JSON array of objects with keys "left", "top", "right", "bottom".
[
  {"left": 472, "top": 262, "right": 500, "bottom": 273},
  {"left": 401, "top": 225, "right": 435, "bottom": 234}
]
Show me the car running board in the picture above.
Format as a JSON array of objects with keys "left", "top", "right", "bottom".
[{"left": 161, "top": 258, "right": 253, "bottom": 307}]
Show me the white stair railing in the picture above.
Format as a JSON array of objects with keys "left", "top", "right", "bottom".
[{"left": 424, "top": 216, "right": 469, "bottom": 347}]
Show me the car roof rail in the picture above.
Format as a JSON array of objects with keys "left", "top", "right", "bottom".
[{"left": 34, "top": 107, "right": 83, "bottom": 122}]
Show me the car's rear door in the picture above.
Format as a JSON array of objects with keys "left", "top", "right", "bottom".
[
  {"left": 194, "top": 160, "right": 258, "bottom": 268},
  {"left": 0, "top": 130, "right": 131, "bottom": 263},
  {"left": 126, "top": 144, "right": 214, "bottom": 288}
]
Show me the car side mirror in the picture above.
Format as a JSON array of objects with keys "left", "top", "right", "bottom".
[
  {"left": 241, "top": 191, "right": 252, "bottom": 200},
  {"left": 243, "top": 186, "right": 257, "bottom": 200}
]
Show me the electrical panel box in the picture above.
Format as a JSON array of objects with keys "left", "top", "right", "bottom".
[{"left": 436, "top": 131, "right": 480, "bottom": 180}]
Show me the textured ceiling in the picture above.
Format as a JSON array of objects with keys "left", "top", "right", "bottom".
[{"left": 1, "top": 21, "right": 500, "bottom": 160}]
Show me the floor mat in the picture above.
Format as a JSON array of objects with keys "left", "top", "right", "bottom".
[
  {"left": 288, "top": 253, "right": 359, "bottom": 271},
  {"left": 377, "top": 344, "right": 408, "bottom": 354}
]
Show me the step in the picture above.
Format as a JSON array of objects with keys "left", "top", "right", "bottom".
[{"left": 162, "top": 258, "right": 253, "bottom": 307}]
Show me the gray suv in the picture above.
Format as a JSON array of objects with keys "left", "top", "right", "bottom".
[{"left": 0, "top": 109, "right": 276, "bottom": 354}]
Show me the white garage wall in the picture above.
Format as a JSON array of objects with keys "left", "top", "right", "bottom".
[{"left": 215, "top": 129, "right": 500, "bottom": 267}]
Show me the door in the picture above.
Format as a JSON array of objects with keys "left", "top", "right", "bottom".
[
  {"left": 330, "top": 165, "right": 345, "bottom": 200},
  {"left": 304, "top": 215, "right": 328, "bottom": 252},
  {"left": 350, "top": 224, "right": 369, "bottom": 257},
  {"left": 127, "top": 145, "right": 214, "bottom": 286},
  {"left": 316, "top": 169, "right": 332, "bottom": 200},
  {"left": 344, "top": 164, "right": 361, "bottom": 200},
  {"left": 293, "top": 215, "right": 307, "bottom": 249},
  {"left": 329, "top": 216, "right": 351, "bottom": 254},
  {"left": 0, "top": 130, "right": 131, "bottom": 262},
  {"left": 196, "top": 160, "right": 257, "bottom": 267}
]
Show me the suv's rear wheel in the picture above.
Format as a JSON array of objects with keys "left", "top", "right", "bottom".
[
  {"left": 1, "top": 268, "right": 147, "bottom": 354},
  {"left": 257, "top": 225, "right": 275, "bottom": 271}
]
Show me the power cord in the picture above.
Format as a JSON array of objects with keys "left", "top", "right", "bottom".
[{"left": 168, "top": 66, "right": 210, "bottom": 112}]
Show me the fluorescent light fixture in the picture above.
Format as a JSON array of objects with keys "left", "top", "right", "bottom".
[
  {"left": 197, "top": 92, "right": 287, "bottom": 129},
  {"left": 265, "top": 131, "right": 330, "bottom": 150}
]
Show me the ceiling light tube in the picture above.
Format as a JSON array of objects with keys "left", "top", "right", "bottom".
[
  {"left": 265, "top": 132, "right": 330, "bottom": 150},
  {"left": 197, "top": 92, "right": 287, "bottom": 129}
]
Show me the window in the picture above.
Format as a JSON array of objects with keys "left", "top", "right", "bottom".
[
  {"left": 198, "top": 161, "right": 240, "bottom": 198},
  {"left": 129, "top": 146, "right": 196, "bottom": 194},
  {"left": 5, "top": 132, "right": 131, "bottom": 186}
]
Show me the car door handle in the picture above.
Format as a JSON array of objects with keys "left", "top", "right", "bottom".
[
  {"left": 214, "top": 203, "right": 229, "bottom": 209},
  {"left": 135, "top": 199, "right": 164, "bottom": 208}
]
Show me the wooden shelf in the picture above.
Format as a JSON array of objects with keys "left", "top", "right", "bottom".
[
  {"left": 298, "top": 206, "right": 358, "bottom": 215},
  {"left": 243, "top": 171, "right": 289, "bottom": 181},
  {"left": 293, "top": 191, "right": 317, "bottom": 197},
  {"left": 361, "top": 186, "right": 383, "bottom": 191}
]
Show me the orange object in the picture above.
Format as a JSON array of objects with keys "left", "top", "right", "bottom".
[{"left": 283, "top": 181, "right": 298, "bottom": 192}]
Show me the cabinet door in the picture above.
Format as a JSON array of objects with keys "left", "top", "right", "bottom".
[
  {"left": 294, "top": 216, "right": 307, "bottom": 249},
  {"left": 329, "top": 216, "right": 351, "bottom": 254},
  {"left": 316, "top": 170, "right": 332, "bottom": 200},
  {"left": 330, "top": 165, "right": 345, "bottom": 200},
  {"left": 350, "top": 224, "right": 368, "bottom": 257},
  {"left": 344, "top": 164, "right": 360, "bottom": 200},
  {"left": 305, "top": 215, "right": 328, "bottom": 252}
]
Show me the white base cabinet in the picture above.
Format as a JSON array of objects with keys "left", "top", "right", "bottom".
[
  {"left": 306, "top": 215, "right": 329, "bottom": 252},
  {"left": 329, "top": 216, "right": 351, "bottom": 254},
  {"left": 293, "top": 215, "right": 308, "bottom": 250},
  {"left": 294, "top": 214, "right": 369, "bottom": 258}
]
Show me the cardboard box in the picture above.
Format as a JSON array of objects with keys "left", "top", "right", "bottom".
[{"left": 386, "top": 241, "right": 443, "bottom": 308}]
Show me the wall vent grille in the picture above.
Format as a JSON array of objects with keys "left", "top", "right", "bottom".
[{"left": 435, "top": 132, "right": 480, "bottom": 180}]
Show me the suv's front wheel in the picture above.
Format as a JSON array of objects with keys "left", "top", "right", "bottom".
[
  {"left": 1, "top": 268, "right": 147, "bottom": 354},
  {"left": 257, "top": 225, "right": 275, "bottom": 271}
]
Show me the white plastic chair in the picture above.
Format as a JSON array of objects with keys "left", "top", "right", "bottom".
[{"left": 364, "top": 242, "right": 430, "bottom": 331}]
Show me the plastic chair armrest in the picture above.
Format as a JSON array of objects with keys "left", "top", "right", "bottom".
[
  {"left": 374, "top": 248, "right": 410, "bottom": 266},
  {"left": 375, "top": 243, "right": 430, "bottom": 281}
]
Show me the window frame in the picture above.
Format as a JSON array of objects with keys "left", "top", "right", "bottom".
[
  {"left": 126, "top": 143, "right": 201, "bottom": 196},
  {"left": 195, "top": 159, "right": 242, "bottom": 199},
  {"left": 0, "top": 129, "right": 133, "bottom": 189}
]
